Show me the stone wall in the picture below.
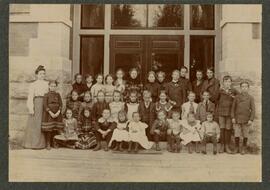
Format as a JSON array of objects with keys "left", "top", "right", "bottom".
[
  {"left": 9, "top": 5, "right": 72, "bottom": 148},
  {"left": 219, "top": 5, "right": 262, "bottom": 150}
]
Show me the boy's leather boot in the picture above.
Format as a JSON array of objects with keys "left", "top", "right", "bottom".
[
  {"left": 233, "top": 137, "right": 240, "bottom": 154},
  {"left": 93, "top": 141, "right": 101, "bottom": 151},
  {"left": 241, "top": 138, "right": 248, "bottom": 155}
]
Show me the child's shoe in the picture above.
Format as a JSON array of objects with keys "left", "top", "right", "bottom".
[
  {"left": 225, "top": 144, "right": 232, "bottom": 154},
  {"left": 112, "top": 142, "right": 119, "bottom": 151},
  {"left": 213, "top": 150, "right": 217, "bottom": 155},
  {"left": 119, "top": 142, "right": 124, "bottom": 152},
  {"left": 219, "top": 143, "right": 224, "bottom": 153},
  {"left": 188, "top": 143, "right": 193, "bottom": 154},
  {"left": 93, "top": 142, "right": 101, "bottom": 151},
  {"left": 195, "top": 142, "right": 200, "bottom": 153},
  {"left": 155, "top": 143, "right": 161, "bottom": 151}
]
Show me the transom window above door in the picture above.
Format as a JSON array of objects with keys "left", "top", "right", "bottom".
[{"left": 80, "top": 4, "right": 215, "bottom": 30}]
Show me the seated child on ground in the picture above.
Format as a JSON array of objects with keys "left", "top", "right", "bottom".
[
  {"left": 93, "top": 109, "right": 116, "bottom": 151},
  {"left": 167, "top": 111, "right": 183, "bottom": 153},
  {"left": 54, "top": 109, "right": 78, "bottom": 148},
  {"left": 128, "top": 112, "right": 153, "bottom": 153},
  {"left": 150, "top": 110, "right": 170, "bottom": 151},
  {"left": 200, "top": 112, "right": 220, "bottom": 155},
  {"left": 109, "top": 111, "right": 130, "bottom": 151},
  {"left": 180, "top": 113, "right": 202, "bottom": 153},
  {"left": 75, "top": 108, "right": 97, "bottom": 149}
]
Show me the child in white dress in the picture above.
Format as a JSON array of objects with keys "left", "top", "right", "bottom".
[
  {"left": 109, "top": 90, "right": 125, "bottom": 122},
  {"left": 180, "top": 112, "right": 202, "bottom": 153},
  {"left": 109, "top": 111, "right": 130, "bottom": 151},
  {"left": 128, "top": 112, "right": 153, "bottom": 153}
]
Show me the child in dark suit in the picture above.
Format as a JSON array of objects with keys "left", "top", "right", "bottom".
[
  {"left": 83, "top": 74, "right": 93, "bottom": 93},
  {"left": 138, "top": 90, "right": 156, "bottom": 139},
  {"left": 156, "top": 71, "right": 166, "bottom": 96},
  {"left": 179, "top": 66, "right": 192, "bottom": 95},
  {"left": 196, "top": 91, "right": 215, "bottom": 123},
  {"left": 201, "top": 67, "right": 220, "bottom": 104},
  {"left": 192, "top": 70, "right": 204, "bottom": 103},
  {"left": 150, "top": 110, "right": 170, "bottom": 151},
  {"left": 125, "top": 68, "right": 143, "bottom": 102},
  {"left": 91, "top": 90, "right": 109, "bottom": 123},
  {"left": 144, "top": 71, "right": 159, "bottom": 102},
  {"left": 217, "top": 75, "right": 239, "bottom": 154},
  {"left": 93, "top": 109, "right": 116, "bottom": 151},
  {"left": 231, "top": 81, "right": 255, "bottom": 155},
  {"left": 165, "top": 70, "right": 186, "bottom": 112},
  {"left": 72, "top": 73, "right": 85, "bottom": 101}
]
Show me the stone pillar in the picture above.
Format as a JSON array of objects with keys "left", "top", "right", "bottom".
[
  {"left": 9, "top": 5, "right": 72, "bottom": 147},
  {"left": 219, "top": 5, "right": 262, "bottom": 150}
]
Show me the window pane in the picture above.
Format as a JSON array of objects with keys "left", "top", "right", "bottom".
[
  {"left": 148, "top": 4, "right": 184, "bottom": 28},
  {"left": 81, "top": 36, "right": 104, "bottom": 76},
  {"left": 81, "top": 4, "right": 104, "bottom": 29},
  {"left": 151, "top": 53, "right": 182, "bottom": 82},
  {"left": 190, "top": 5, "right": 214, "bottom": 30},
  {"left": 112, "top": 4, "right": 147, "bottom": 28},
  {"left": 190, "top": 36, "right": 215, "bottom": 81},
  {"left": 114, "top": 53, "right": 142, "bottom": 81}
]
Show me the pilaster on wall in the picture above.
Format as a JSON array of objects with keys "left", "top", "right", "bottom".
[{"left": 9, "top": 5, "right": 73, "bottom": 146}]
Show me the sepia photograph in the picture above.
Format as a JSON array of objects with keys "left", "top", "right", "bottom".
[{"left": 8, "top": 4, "right": 262, "bottom": 182}]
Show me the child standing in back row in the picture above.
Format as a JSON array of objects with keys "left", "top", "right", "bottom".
[
  {"left": 72, "top": 73, "right": 85, "bottom": 101},
  {"left": 217, "top": 75, "right": 238, "bottom": 154},
  {"left": 231, "top": 81, "right": 255, "bottom": 155},
  {"left": 104, "top": 74, "right": 116, "bottom": 103},
  {"left": 125, "top": 68, "right": 143, "bottom": 101},
  {"left": 144, "top": 71, "right": 159, "bottom": 102},
  {"left": 91, "top": 74, "right": 105, "bottom": 102}
]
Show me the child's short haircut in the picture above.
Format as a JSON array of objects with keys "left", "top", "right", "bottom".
[
  {"left": 157, "top": 110, "right": 166, "bottom": 116},
  {"left": 132, "top": 111, "right": 140, "bottom": 117},
  {"left": 74, "top": 73, "right": 82, "bottom": 80},
  {"left": 85, "top": 74, "right": 92, "bottom": 80},
  {"left": 84, "top": 90, "right": 91, "bottom": 96},
  {"left": 105, "top": 74, "right": 114, "bottom": 82},
  {"left": 129, "top": 67, "right": 139, "bottom": 74},
  {"left": 64, "top": 108, "right": 73, "bottom": 118},
  {"left": 157, "top": 71, "right": 165, "bottom": 77},
  {"left": 202, "top": 90, "right": 210, "bottom": 95},
  {"left": 159, "top": 90, "right": 167, "bottom": 96},
  {"left": 240, "top": 81, "right": 250, "bottom": 87},
  {"left": 206, "top": 112, "right": 214, "bottom": 117},
  {"left": 103, "top": 108, "right": 111, "bottom": 113},
  {"left": 148, "top": 71, "right": 156, "bottom": 77},
  {"left": 180, "top": 66, "right": 188, "bottom": 71},
  {"left": 196, "top": 69, "right": 203, "bottom": 74},
  {"left": 95, "top": 73, "right": 103, "bottom": 79},
  {"left": 172, "top": 69, "right": 180, "bottom": 75},
  {"left": 143, "top": 90, "right": 151, "bottom": 97},
  {"left": 116, "top": 68, "right": 125, "bottom": 76},
  {"left": 223, "top": 75, "right": 232, "bottom": 82},
  {"left": 48, "top": 80, "right": 58, "bottom": 86},
  {"left": 129, "top": 90, "right": 138, "bottom": 96},
  {"left": 188, "top": 91, "right": 196, "bottom": 96},
  {"left": 207, "top": 67, "right": 214, "bottom": 72},
  {"left": 71, "top": 89, "right": 79, "bottom": 95},
  {"left": 113, "top": 90, "right": 121, "bottom": 96}
]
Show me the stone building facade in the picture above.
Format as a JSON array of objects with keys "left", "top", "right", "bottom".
[{"left": 9, "top": 4, "right": 261, "bottom": 149}]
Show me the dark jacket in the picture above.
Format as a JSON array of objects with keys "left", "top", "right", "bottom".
[
  {"left": 165, "top": 81, "right": 186, "bottom": 109},
  {"left": 196, "top": 100, "right": 215, "bottom": 122},
  {"left": 150, "top": 119, "right": 170, "bottom": 135},
  {"left": 179, "top": 77, "right": 192, "bottom": 93},
  {"left": 201, "top": 78, "right": 220, "bottom": 103},
  {"left": 95, "top": 118, "right": 116, "bottom": 131},
  {"left": 192, "top": 80, "right": 204, "bottom": 103},
  {"left": 217, "top": 88, "right": 239, "bottom": 116},
  {"left": 144, "top": 82, "right": 159, "bottom": 102},
  {"left": 231, "top": 92, "right": 255, "bottom": 124},
  {"left": 42, "top": 91, "right": 63, "bottom": 122},
  {"left": 157, "top": 81, "right": 166, "bottom": 97},
  {"left": 138, "top": 101, "right": 156, "bottom": 127},
  {"left": 125, "top": 77, "right": 143, "bottom": 101},
  {"left": 91, "top": 101, "right": 109, "bottom": 122},
  {"left": 66, "top": 99, "right": 81, "bottom": 120},
  {"left": 72, "top": 82, "right": 85, "bottom": 96}
]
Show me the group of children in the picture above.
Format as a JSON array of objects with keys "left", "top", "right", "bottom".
[{"left": 40, "top": 66, "right": 255, "bottom": 155}]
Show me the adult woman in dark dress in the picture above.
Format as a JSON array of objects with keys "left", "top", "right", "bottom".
[{"left": 23, "top": 65, "right": 48, "bottom": 149}]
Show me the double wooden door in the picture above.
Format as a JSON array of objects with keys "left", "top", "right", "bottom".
[{"left": 110, "top": 35, "right": 184, "bottom": 83}]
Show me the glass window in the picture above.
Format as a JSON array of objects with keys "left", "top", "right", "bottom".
[
  {"left": 81, "top": 5, "right": 104, "bottom": 29},
  {"left": 190, "top": 36, "right": 215, "bottom": 81},
  {"left": 148, "top": 4, "right": 184, "bottom": 28},
  {"left": 190, "top": 5, "right": 214, "bottom": 30},
  {"left": 80, "top": 36, "right": 104, "bottom": 76},
  {"left": 112, "top": 4, "right": 147, "bottom": 29},
  {"left": 151, "top": 52, "right": 182, "bottom": 82},
  {"left": 114, "top": 53, "right": 142, "bottom": 81}
]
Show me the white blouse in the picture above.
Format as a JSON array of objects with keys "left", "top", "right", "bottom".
[{"left": 26, "top": 80, "right": 49, "bottom": 113}]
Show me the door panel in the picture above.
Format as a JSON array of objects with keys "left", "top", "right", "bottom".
[{"left": 110, "top": 35, "right": 184, "bottom": 83}]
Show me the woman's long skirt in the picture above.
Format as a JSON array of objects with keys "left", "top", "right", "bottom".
[{"left": 23, "top": 97, "right": 46, "bottom": 149}]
